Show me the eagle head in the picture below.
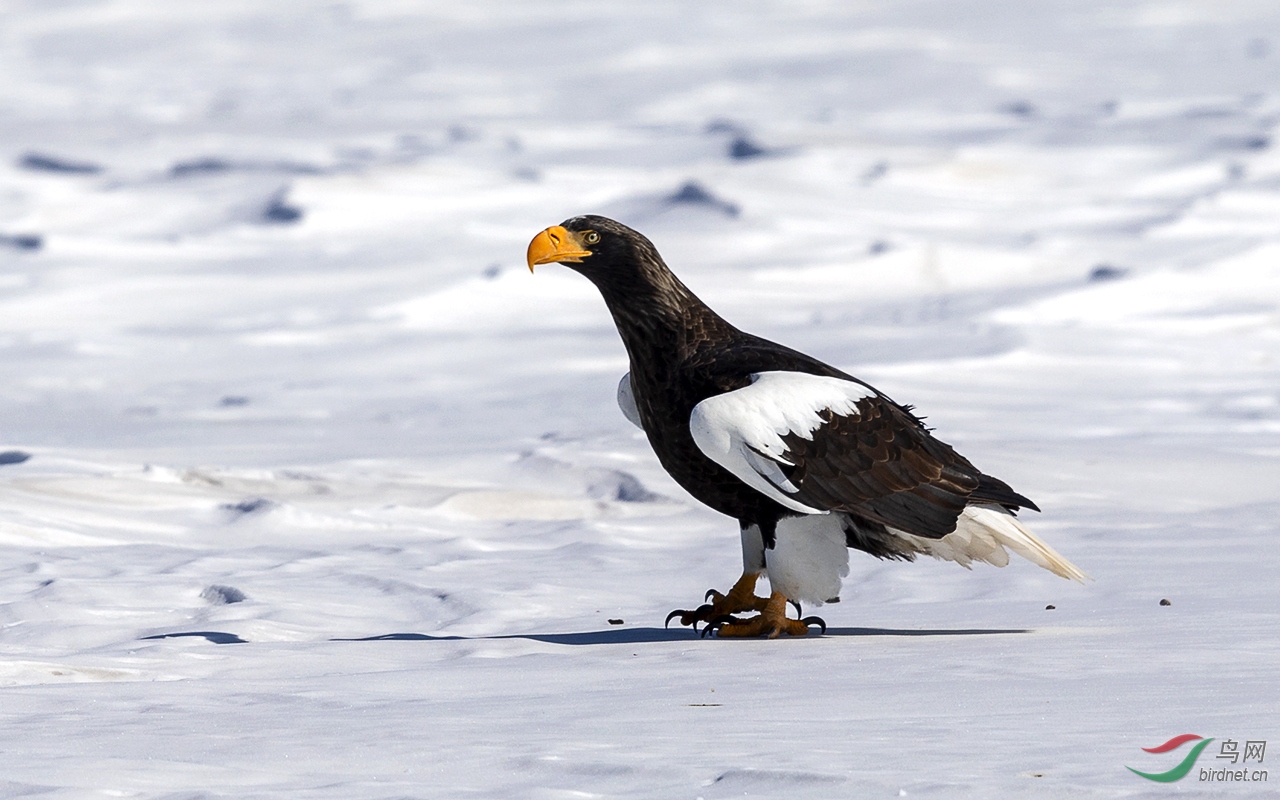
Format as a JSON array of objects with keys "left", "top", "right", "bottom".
[{"left": 527, "top": 215, "right": 659, "bottom": 278}]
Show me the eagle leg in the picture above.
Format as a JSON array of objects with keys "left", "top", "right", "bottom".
[
  {"left": 708, "top": 592, "right": 825, "bottom": 639},
  {"left": 664, "top": 570, "right": 769, "bottom": 630}
]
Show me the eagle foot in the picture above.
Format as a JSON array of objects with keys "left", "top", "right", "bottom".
[
  {"left": 706, "top": 592, "right": 826, "bottom": 639},
  {"left": 664, "top": 571, "right": 770, "bottom": 631}
]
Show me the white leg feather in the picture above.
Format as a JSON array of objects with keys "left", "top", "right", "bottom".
[{"left": 766, "top": 514, "right": 850, "bottom": 605}]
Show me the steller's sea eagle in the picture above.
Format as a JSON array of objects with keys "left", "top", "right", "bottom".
[{"left": 526, "top": 215, "right": 1087, "bottom": 637}]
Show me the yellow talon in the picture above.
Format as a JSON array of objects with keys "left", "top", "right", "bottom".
[
  {"left": 666, "top": 571, "right": 770, "bottom": 629},
  {"left": 706, "top": 571, "right": 771, "bottom": 614},
  {"left": 713, "top": 592, "right": 817, "bottom": 638}
]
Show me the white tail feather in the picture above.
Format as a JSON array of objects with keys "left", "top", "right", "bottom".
[{"left": 891, "top": 505, "right": 1090, "bottom": 582}]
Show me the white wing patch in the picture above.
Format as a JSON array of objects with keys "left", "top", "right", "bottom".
[
  {"left": 616, "top": 372, "right": 643, "bottom": 430},
  {"left": 688, "top": 371, "right": 874, "bottom": 513}
]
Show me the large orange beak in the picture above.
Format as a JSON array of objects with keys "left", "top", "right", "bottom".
[{"left": 526, "top": 225, "right": 592, "bottom": 273}]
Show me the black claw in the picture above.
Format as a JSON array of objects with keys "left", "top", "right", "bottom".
[
  {"left": 666, "top": 603, "right": 718, "bottom": 629},
  {"left": 705, "top": 588, "right": 720, "bottom": 603},
  {"left": 702, "top": 614, "right": 740, "bottom": 638},
  {"left": 800, "top": 616, "right": 827, "bottom": 635},
  {"left": 788, "top": 600, "right": 802, "bottom": 618}
]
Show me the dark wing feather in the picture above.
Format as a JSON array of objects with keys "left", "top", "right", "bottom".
[
  {"left": 971, "top": 472, "right": 1041, "bottom": 512},
  {"left": 777, "top": 396, "right": 1010, "bottom": 539}
]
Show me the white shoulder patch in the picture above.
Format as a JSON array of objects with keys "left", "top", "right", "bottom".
[
  {"left": 688, "top": 371, "right": 873, "bottom": 514},
  {"left": 616, "top": 372, "right": 643, "bottom": 430}
]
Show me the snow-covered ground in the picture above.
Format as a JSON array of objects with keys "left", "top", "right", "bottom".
[{"left": 1, "top": 1, "right": 1278, "bottom": 797}]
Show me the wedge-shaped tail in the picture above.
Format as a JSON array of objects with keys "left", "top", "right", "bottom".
[{"left": 890, "top": 505, "right": 1089, "bottom": 582}]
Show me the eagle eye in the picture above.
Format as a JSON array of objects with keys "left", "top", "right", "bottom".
[{"left": 583, "top": 231, "right": 601, "bottom": 245}]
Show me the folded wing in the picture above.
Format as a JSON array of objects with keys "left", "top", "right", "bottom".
[{"left": 688, "top": 371, "right": 1023, "bottom": 536}]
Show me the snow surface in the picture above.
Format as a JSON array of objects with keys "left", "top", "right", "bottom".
[{"left": 1, "top": 1, "right": 1279, "bottom": 797}]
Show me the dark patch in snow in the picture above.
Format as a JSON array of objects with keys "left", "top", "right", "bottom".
[
  {"left": 666, "top": 181, "right": 739, "bottom": 217},
  {"left": 1185, "top": 105, "right": 1241, "bottom": 120},
  {"left": 1160, "top": 598, "right": 1172, "bottom": 606},
  {"left": 201, "top": 585, "right": 247, "bottom": 605},
  {"left": 0, "top": 451, "right": 31, "bottom": 465},
  {"left": 141, "top": 631, "right": 247, "bottom": 644},
  {"left": 170, "top": 158, "right": 323, "bottom": 178},
  {"left": 607, "top": 619, "right": 624, "bottom": 625},
  {"left": 1045, "top": 604, "right": 1056, "bottom": 610},
  {"left": 861, "top": 161, "right": 889, "bottom": 184},
  {"left": 18, "top": 152, "right": 103, "bottom": 174},
  {"left": 171, "top": 157, "right": 233, "bottom": 177},
  {"left": 728, "top": 135, "right": 769, "bottom": 160},
  {"left": 703, "top": 122, "right": 785, "bottom": 161},
  {"left": 1219, "top": 135, "right": 1270, "bottom": 151},
  {"left": 482, "top": 263, "right": 501, "bottom": 279},
  {"left": 448, "top": 124, "right": 479, "bottom": 142},
  {"left": 1001, "top": 100, "right": 1037, "bottom": 118},
  {"left": 868, "top": 239, "right": 892, "bottom": 255},
  {"left": 0, "top": 234, "right": 42, "bottom": 251},
  {"left": 222, "top": 497, "right": 275, "bottom": 515},
  {"left": 219, "top": 395, "right": 250, "bottom": 406},
  {"left": 269, "top": 161, "right": 327, "bottom": 175},
  {"left": 1088, "top": 264, "right": 1127, "bottom": 282},
  {"left": 262, "top": 192, "right": 303, "bottom": 224}
]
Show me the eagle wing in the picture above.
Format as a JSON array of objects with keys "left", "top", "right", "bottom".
[{"left": 689, "top": 370, "right": 1032, "bottom": 538}]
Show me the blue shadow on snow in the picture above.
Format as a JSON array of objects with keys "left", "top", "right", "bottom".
[
  {"left": 331, "top": 626, "right": 1029, "bottom": 646},
  {"left": 137, "top": 627, "right": 1029, "bottom": 646}
]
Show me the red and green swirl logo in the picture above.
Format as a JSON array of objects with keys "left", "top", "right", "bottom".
[{"left": 1127, "top": 735, "right": 1214, "bottom": 782}]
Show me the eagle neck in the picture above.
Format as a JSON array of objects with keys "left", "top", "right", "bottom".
[{"left": 596, "top": 269, "right": 730, "bottom": 380}]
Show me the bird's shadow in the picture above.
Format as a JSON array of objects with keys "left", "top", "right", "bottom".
[
  {"left": 331, "top": 626, "right": 1029, "bottom": 646},
  {"left": 138, "top": 627, "right": 1029, "bottom": 647}
]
